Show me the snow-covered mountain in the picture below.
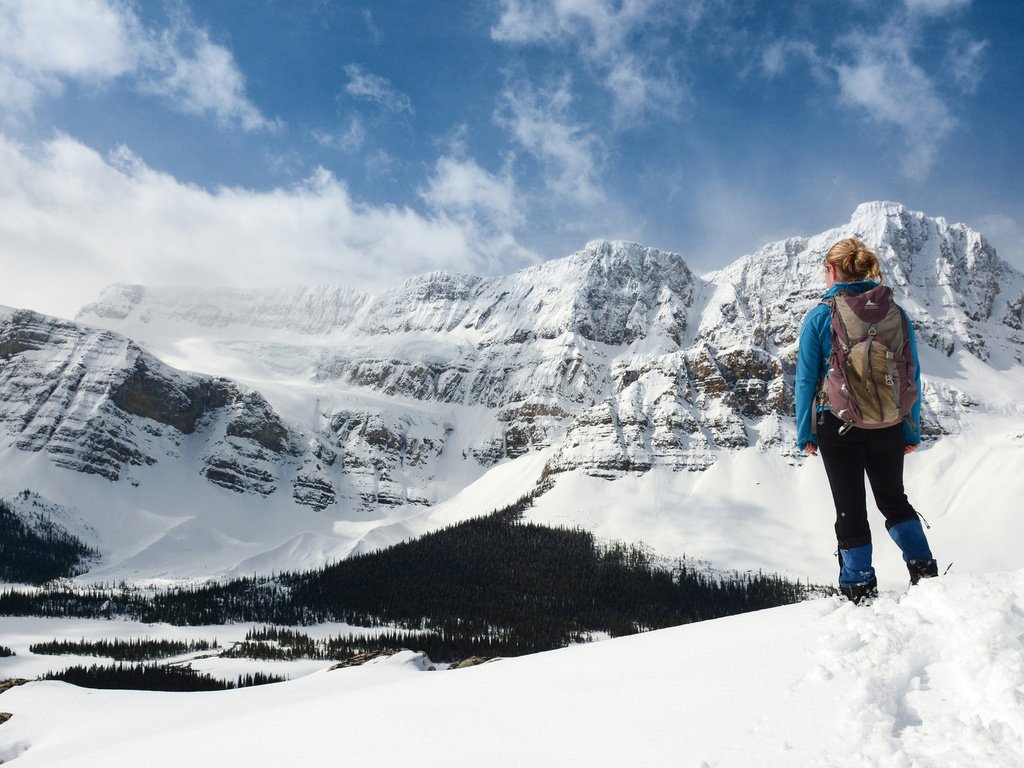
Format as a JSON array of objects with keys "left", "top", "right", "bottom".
[{"left": 2, "top": 202, "right": 1023, "bottom": 585}]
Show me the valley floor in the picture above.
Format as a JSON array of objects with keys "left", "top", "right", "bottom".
[{"left": 2, "top": 570, "right": 1023, "bottom": 767}]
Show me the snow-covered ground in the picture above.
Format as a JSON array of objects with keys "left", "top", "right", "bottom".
[{"left": 2, "top": 570, "right": 1022, "bottom": 767}]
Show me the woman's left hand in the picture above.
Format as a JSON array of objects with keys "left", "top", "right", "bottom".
[{"left": 904, "top": 444, "right": 919, "bottom": 455}]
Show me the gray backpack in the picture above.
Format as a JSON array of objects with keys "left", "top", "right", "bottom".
[{"left": 816, "top": 285, "right": 918, "bottom": 435}]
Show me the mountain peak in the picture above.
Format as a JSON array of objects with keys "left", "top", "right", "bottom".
[
  {"left": 78, "top": 283, "right": 147, "bottom": 321},
  {"left": 580, "top": 238, "right": 657, "bottom": 254},
  {"left": 576, "top": 239, "right": 686, "bottom": 268},
  {"left": 851, "top": 200, "right": 909, "bottom": 219}
]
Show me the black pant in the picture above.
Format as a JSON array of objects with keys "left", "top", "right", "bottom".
[{"left": 817, "top": 412, "right": 919, "bottom": 550}]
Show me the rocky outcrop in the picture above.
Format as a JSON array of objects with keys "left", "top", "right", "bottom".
[
  {"left": 0, "top": 310, "right": 171, "bottom": 481},
  {"left": 325, "top": 410, "right": 450, "bottom": 509},
  {"left": 224, "top": 391, "right": 295, "bottom": 455},
  {"left": 111, "top": 355, "right": 234, "bottom": 434},
  {"left": 292, "top": 471, "right": 337, "bottom": 512}
]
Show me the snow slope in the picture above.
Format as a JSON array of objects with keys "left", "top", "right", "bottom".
[
  {"left": 2, "top": 570, "right": 1022, "bottom": 767},
  {"left": 352, "top": 412, "right": 1024, "bottom": 591}
]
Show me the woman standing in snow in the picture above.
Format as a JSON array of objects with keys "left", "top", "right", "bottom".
[{"left": 795, "top": 238, "right": 938, "bottom": 604}]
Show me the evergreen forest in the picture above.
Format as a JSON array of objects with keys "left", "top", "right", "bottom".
[
  {"left": 0, "top": 495, "right": 818, "bottom": 662},
  {"left": 40, "top": 663, "right": 285, "bottom": 692},
  {"left": 29, "top": 637, "right": 218, "bottom": 662},
  {"left": 0, "top": 495, "right": 98, "bottom": 584}
]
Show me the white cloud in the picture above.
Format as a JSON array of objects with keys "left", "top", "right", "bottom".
[
  {"left": 0, "top": 0, "right": 139, "bottom": 110},
  {"left": 344, "top": 64, "right": 413, "bottom": 114},
  {"left": 144, "top": 22, "right": 280, "bottom": 132},
  {"left": 422, "top": 155, "right": 522, "bottom": 230},
  {"left": 947, "top": 32, "right": 987, "bottom": 94},
  {"left": 492, "top": 0, "right": 664, "bottom": 53},
  {"left": 361, "top": 8, "right": 381, "bottom": 44},
  {"left": 0, "top": 0, "right": 276, "bottom": 131},
  {"left": 605, "top": 55, "right": 684, "bottom": 121},
  {"left": 834, "top": 29, "right": 955, "bottom": 179},
  {"left": 490, "top": 0, "right": 550, "bottom": 44},
  {"left": 491, "top": 0, "right": 691, "bottom": 121},
  {"left": 0, "top": 0, "right": 140, "bottom": 79},
  {"left": 761, "top": 39, "right": 829, "bottom": 85},
  {"left": 496, "top": 78, "right": 604, "bottom": 205},
  {"left": 313, "top": 117, "right": 366, "bottom": 152},
  {"left": 757, "top": 3, "right": 988, "bottom": 182},
  {"left": 363, "top": 148, "right": 398, "bottom": 178},
  {"left": 903, "top": 0, "right": 970, "bottom": 15},
  {"left": 0, "top": 134, "right": 537, "bottom": 319}
]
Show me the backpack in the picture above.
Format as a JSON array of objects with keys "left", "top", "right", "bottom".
[{"left": 816, "top": 284, "right": 918, "bottom": 436}]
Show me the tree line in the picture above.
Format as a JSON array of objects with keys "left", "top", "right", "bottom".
[
  {"left": 221, "top": 625, "right": 544, "bottom": 662},
  {"left": 0, "top": 494, "right": 98, "bottom": 584},
  {"left": 40, "top": 663, "right": 286, "bottom": 692},
  {"left": 29, "top": 637, "right": 218, "bottom": 662},
  {"left": 0, "top": 493, "right": 819, "bottom": 662}
]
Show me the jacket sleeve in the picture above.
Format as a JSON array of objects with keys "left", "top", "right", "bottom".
[
  {"left": 795, "top": 305, "right": 828, "bottom": 449},
  {"left": 902, "top": 311, "right": 923, "bottom": 445}
]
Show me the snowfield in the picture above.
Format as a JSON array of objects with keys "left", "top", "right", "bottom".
[{"left": 2, "top": 570, "right": 1022, "bottom": 767}]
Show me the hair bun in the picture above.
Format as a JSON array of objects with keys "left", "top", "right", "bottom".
[{"left": 826, "top": 238, "right": 881, "bottom": 281}]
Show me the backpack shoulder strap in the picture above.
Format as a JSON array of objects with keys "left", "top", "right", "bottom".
[
  {"left": 823, "top": 292, "right": 853, "bottom": 350},
  {"left": 811, "top": 296, "right": 840, "bottom": 438}
]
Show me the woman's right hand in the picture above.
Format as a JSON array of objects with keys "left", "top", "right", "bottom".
[{"left": 804, "top": 442, "right": 818, "bottom": 456}]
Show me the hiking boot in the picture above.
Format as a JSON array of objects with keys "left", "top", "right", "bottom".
[
  {"left": 907, "top": 559, "right": 938, "bottom": 586},
  {"left": 839, "top": 578, "right": 879, "bottom": 605}
]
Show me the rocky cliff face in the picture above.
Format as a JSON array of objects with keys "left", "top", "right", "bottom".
[
  {"left": 0, "top": 310, "right": 307, "bottom": 501},
  {"left": 7, "top": 203, "right": 1022, "bottom": 510},
  {"left": 1, "top": 309, "right": 173, "bottom": 482},
  {"left": 0, "top": 308, "right": 459, "bottom": 515}
]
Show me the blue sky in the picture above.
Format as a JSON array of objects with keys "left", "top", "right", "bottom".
[{"left": 1, "top": 0, "right": 1021, "bottom": 318}]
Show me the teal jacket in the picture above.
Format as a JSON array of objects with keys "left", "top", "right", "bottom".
[{"left": 795, "top": 281, "right": 923, "bottom": 449}]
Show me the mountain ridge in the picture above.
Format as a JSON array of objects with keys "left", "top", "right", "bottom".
[{"left": 2, "top": 201, "right": 1023, "bottom": 582}]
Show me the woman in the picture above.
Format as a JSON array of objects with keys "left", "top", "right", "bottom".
[{"left": 795, "top": 238, "right": 938, "bottom": 603}]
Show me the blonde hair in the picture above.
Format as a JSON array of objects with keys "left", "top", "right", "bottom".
[{"left": 825, "top": 238, "right": 881, "bottom": 281}]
